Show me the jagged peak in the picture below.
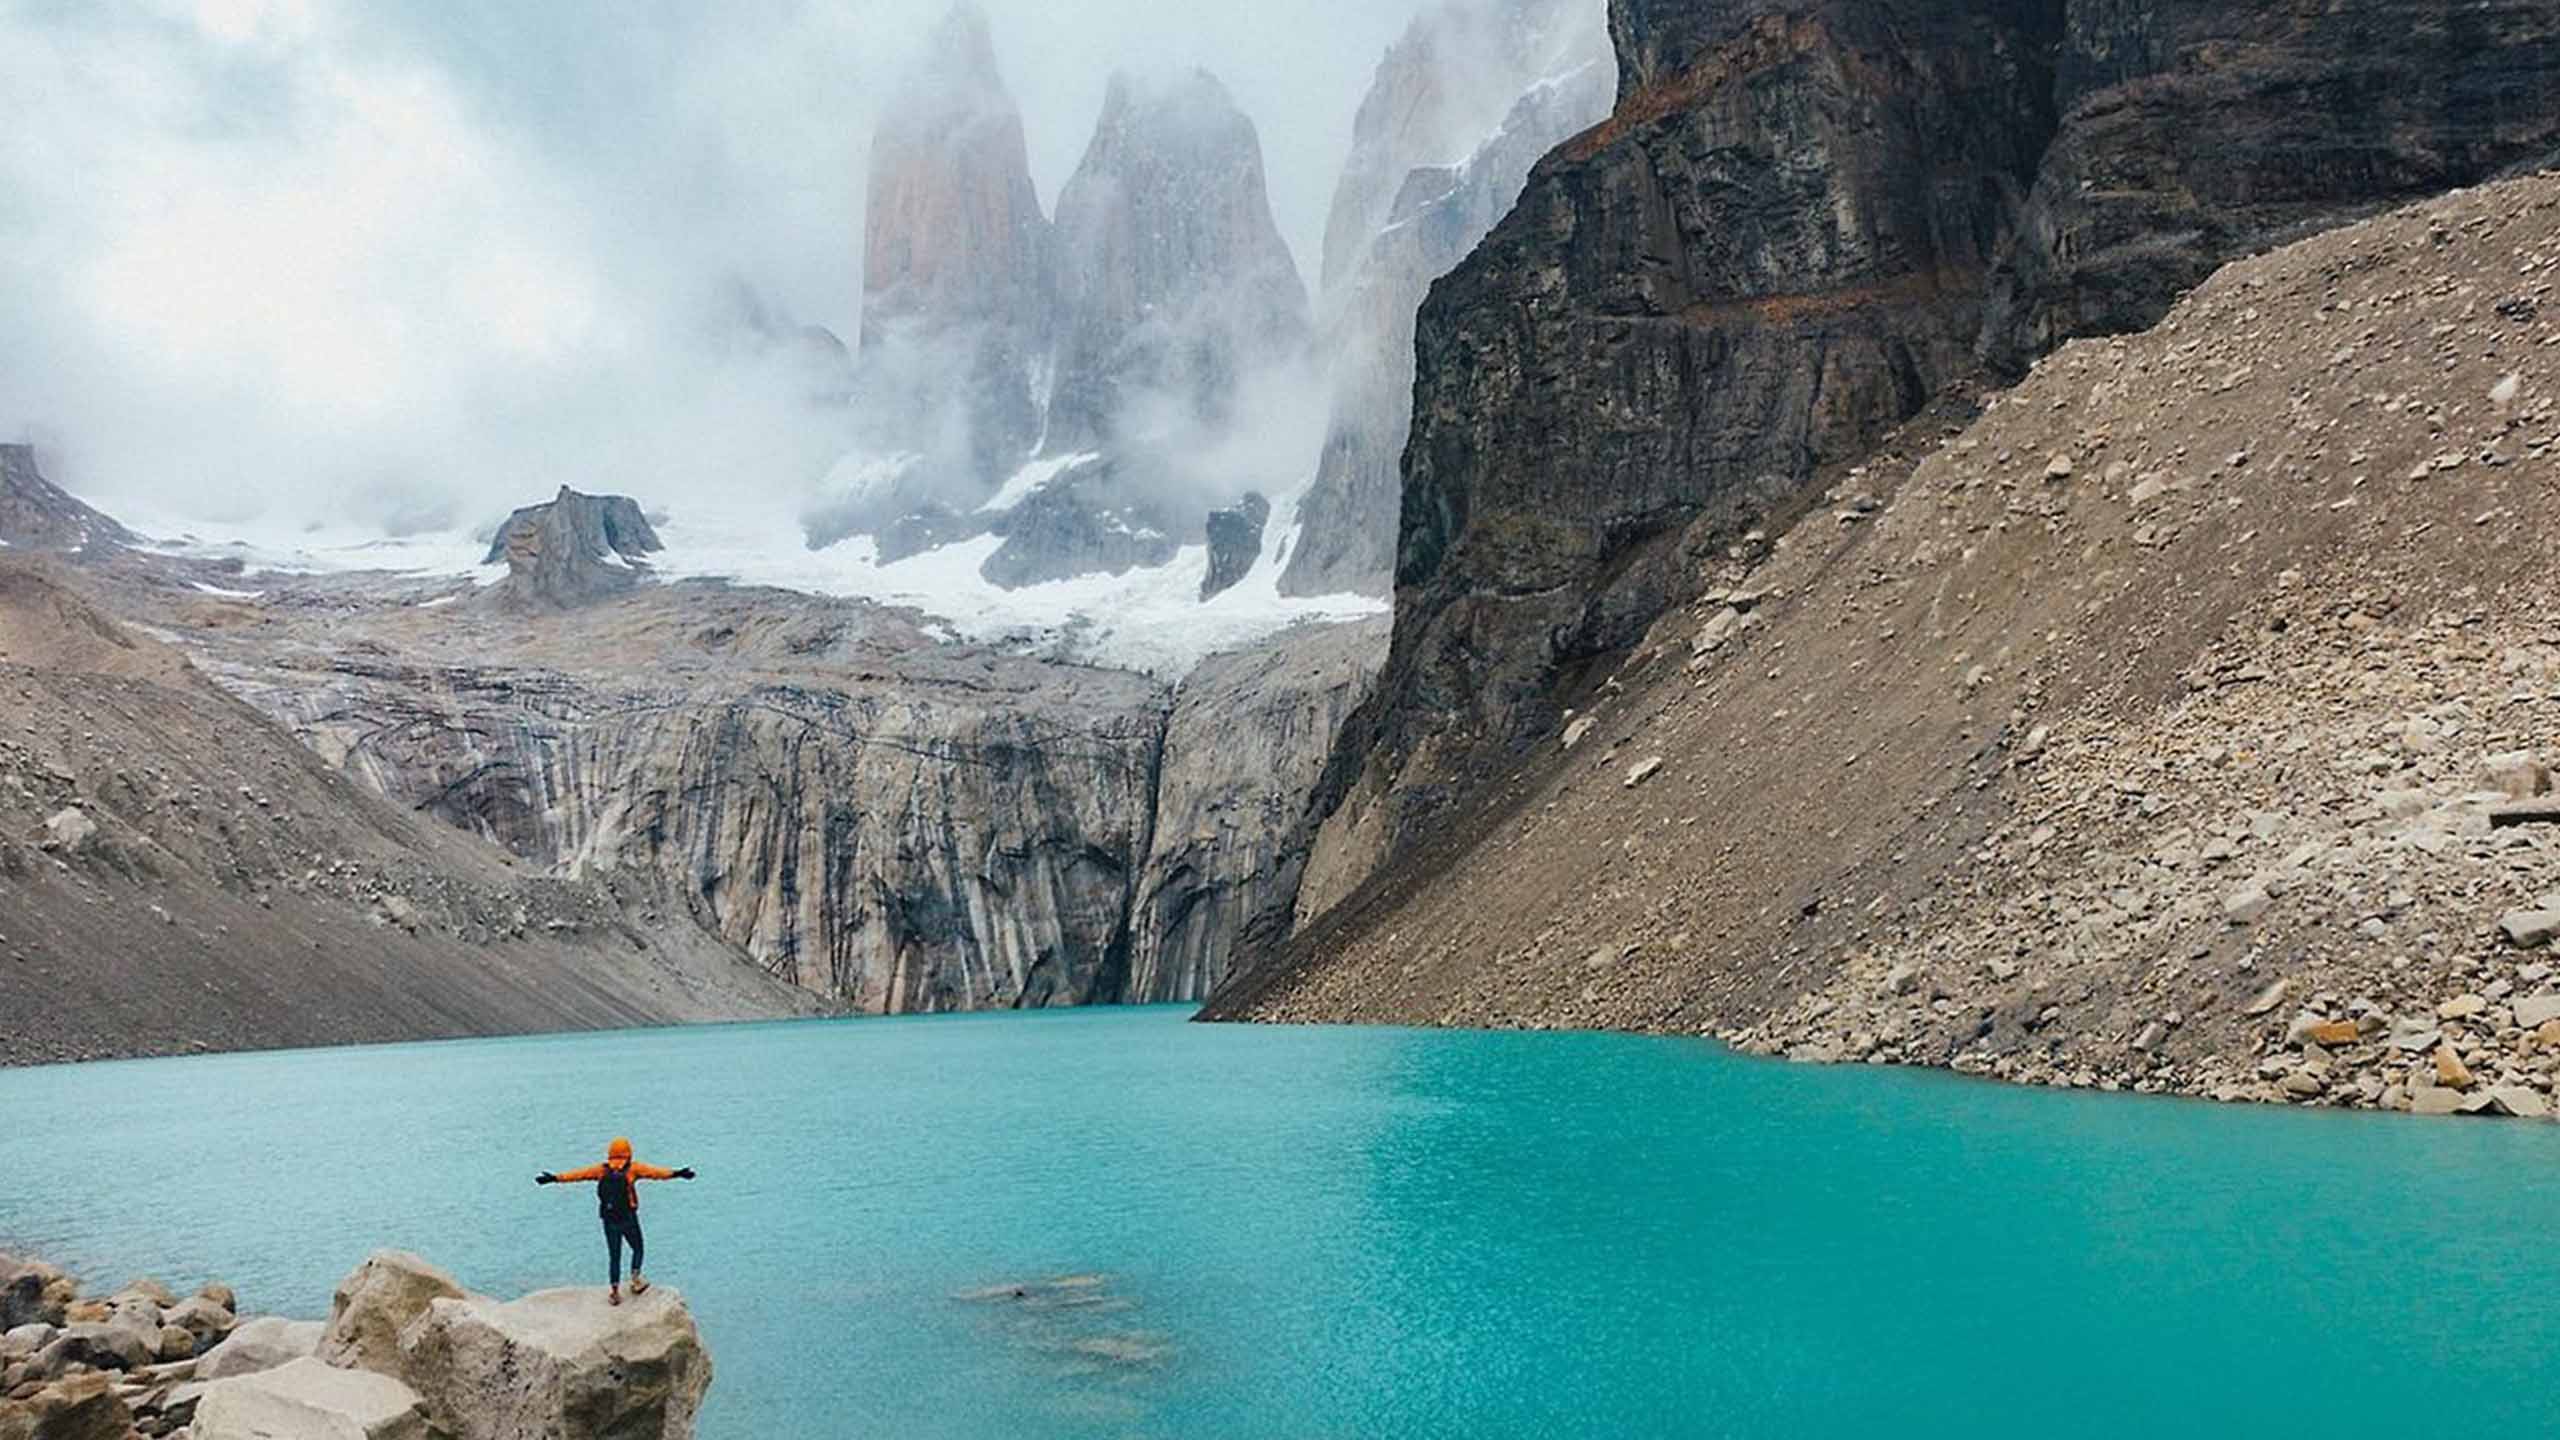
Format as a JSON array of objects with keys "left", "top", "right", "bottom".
[
  {"left": 0, "top": 443, "right": 136, "bottom": 555},
  {"left": 877, "top": 1, "right": 1022, "bottom": 135},
  {"left": 482, "top": 487, "right": 663, "bottom": 611}
]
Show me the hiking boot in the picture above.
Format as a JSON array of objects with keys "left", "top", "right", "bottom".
[
  {"left": 630, "top": 1274, "right": 650, "bottom": 1296},
  {"left": 607, "top": 1285, "right": 622, "bottom": 1306}
]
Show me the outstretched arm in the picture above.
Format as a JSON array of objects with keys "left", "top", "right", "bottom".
[
  {"left": 631, "top": 1163, "right": 696, "bottom": 1181},
  {"left": 539, "top": 1164, "right": 607, "bottom": 1186}
]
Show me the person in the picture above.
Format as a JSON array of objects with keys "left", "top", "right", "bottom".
[{"left": 536, "top": 1137, "right": 697, "bottom": 1305}]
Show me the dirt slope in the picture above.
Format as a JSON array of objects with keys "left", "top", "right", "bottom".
[
  {"left": 1211, "top": 175, "right": 2560, "bottom": 1115},
  {"left": 0, "top": 560, "right": 811, "bottom": 1066}
]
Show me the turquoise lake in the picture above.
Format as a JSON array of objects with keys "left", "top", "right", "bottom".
[{"left": 5, "top": 1005, "right": 2558, "bottom": 1437}]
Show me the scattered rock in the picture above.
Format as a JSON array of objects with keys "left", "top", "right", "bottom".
[
  {"left": 2434, "top": 1046, "right": 2475, "bottom": 1090},
  {"left": 2486, "top": 1086, "right": 2552, "bottom": 1119},
  {"left": 36, "top": 809, "right": 94, "bottom": 856},
  {"left": 0, "top": 1372, "right": 129, "bottom": 1440},
  {"left": 2409, "top": 1086, "right": 2465, "bottom": 1116},
  {"left": 2500, "top": 910, "right": 2560, "bottom": 950},
  {"left": 2243, "top": 980, "right": 2290, "bottom": 1017},
  {"left": 30, "top": 1325, "right": 150, "bottom": 1377},
  {"left": 1623, "top": 757, "right": 1665, "bottom": 789},
  {"left": 2511, "top": 994, "right": 2560, "bottom": 1029}
]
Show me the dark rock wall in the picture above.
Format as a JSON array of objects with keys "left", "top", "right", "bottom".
[{"left": 1270, "top": 0, "right": 2560, "bottom": 940}]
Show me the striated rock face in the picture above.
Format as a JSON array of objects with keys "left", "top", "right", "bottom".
[
  {"left": 215, "top": 615, "right": 1168, "bottom": 1013},
  {"left": 483, "top": 488, "right": 662, "bottom": 611},
  {"left": 859, "top": 3, "right": 1055, "bottom": 497},
  {"left": 0, "top": 560, "right": 808, "bottom": 1068},
  {"left": 174, "top": 581, "right": 1387, "bottom": 1014},
  {"left": 1279, "top": 0, "right": 2560, "bottom": 918},
  {"left": 1045, "top": 70, "right": 1311, "bottom": 455},
  {"left": 1127, "top": 617, "right": 1388, "bottom": 1001},
  {"left": 1282, "top": 0, "right": 1612, "bottom": 596},
  {"left": 1981, "top": 0, "right": 2560, "bottom": 368},
  {"left": 0, "top": 446, "right": 132, "bottom": 555}
]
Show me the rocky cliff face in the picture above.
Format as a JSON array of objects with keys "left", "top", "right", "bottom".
[
  {"left": 0, "top": 445, "right": 133, "bottom": 555},
  {"left": 857, "top": 2, "right": 1054, "bottom": 500},
  {"left": 1280, "top": 0, "right": 2560, "bottom": 920},
  {"left": 1126, "top": 616, "right": 1387, "bottom": 1000},
  {"left": 172, "top": 576, "right": 1380, "bottom": 1014},
  {"left": 482, "top": 488, "right": 662, "bottom": 610},
  {"left": 1044, "top": 70, "right": 1311, "bottom": 456},
  {"left": 1281, "top": 0, "right": 1612, "bottom": 596},
  {"left": 0, "top": 561, "right": 806, "bottom": 1067},
  {"left": 1208, "top": 172, "right": 2560, "bottom": 1122},
  {"left": 1982, "top": 1, "right": 2560, "bottom": 367}
]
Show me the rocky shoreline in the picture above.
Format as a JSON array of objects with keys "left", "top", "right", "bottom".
[{"left": 0, "top": 1250, "right": 709, "bottom": 1440}]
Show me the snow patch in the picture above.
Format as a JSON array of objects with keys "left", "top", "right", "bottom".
[
  {"left": 978, "top": 451, "right": 1100, "bottom": 514},
  {"left": 86, "top": 485, "right": 1380, "bottom": 678},
  {"left": 188, "top": 581, "right": 265, "bottom": 599}
]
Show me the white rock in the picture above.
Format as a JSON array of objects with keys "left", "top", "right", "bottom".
[
  {"left": 2511, "top": 994, "right": 2560, "bottom": 1029},
  {"left": 39, "top": 807, "right": 95, "bottom": 854},
  {"left": 1624, "top": 757, "right": 1665, "bottom": 789},
  {"left": 398, "top": 1287, "right": 711, "bottom": 1440},
  {"left": 321, "top": 1251, "right": 465, "bottom": 1376},
  {"left": 2500, "top": 910, "right": 2560, "bottom": 950},
  {"left": 197, "top": 1317, "right": 325, "bottom": 1381},
  {"left": 194, "top": 1356, "right": 431, "bottom": 1440},
  {"left": 2243, "top": 979, "right": 2289, "bottom": 1017},
  {"left": 2488, "top": 1086, "right": 2551, "bottom": 1119}
]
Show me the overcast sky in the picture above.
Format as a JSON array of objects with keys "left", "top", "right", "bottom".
[{"left": 0, "top": 0, "right": 1443, "bottom": 527}]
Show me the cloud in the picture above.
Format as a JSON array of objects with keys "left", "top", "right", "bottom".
[{"left": 0, "top": 0, "right": 1434, "bottom": 533}]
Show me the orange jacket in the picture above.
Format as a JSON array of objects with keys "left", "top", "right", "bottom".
[{"left": 552, "top": 1138, "right": 677, "bottom": 1211}]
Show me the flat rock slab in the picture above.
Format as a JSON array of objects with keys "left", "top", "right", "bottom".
[
  {"left": 2488, "top": 799, "right": 2560, "bottom": 828},
  {"left": 197, "top": 1316, "right": 324, "bottom": 1381},
  {"left": 193, "top": 1356, "right": 430, "bottom": 1440}
]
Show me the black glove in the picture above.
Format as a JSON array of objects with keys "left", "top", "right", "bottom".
[
  {"left": 673, "top": 1167, "right": 697, "bottom": 1180},
  {"left": 535, "top": 1172, "right": 558, "bottom": 1185}
]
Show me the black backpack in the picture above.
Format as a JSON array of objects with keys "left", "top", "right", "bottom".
[{"left": 596, "top": 1163, "right": 635, "bottom": 1220}]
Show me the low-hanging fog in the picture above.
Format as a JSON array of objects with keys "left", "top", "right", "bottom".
[{"left": 0, "top": 0, "right": 1440, "bottom": 540}]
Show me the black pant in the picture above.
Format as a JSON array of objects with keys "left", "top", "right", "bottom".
[{"left": 603, "top": 1213, "right": 644, "bottom": 1285}]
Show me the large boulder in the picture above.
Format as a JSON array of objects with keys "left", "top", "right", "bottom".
[
  {"left": 398, "top": 1287, "right": 710, "bottom": 1440},
  {"left": 28, "top": 1324, "right": 150, "bottom": 1377},
  {"left": 192, "top": 1357, "right": 430, "bottom": 1440},
  {"left": 0, "top": 1372, "right": 131, "bottom": 1440},
  {"left": 0, "top": 1264, "right": 72, "bottom": 1332},
  {"left": 164, "top": 1295, "right": 237, "bottom": 1351},
  {"left": 196, "top": 1316, "right": 324, "bottom": 1381},
  {"left": 317, "top": 1252, "right": 463, "bottom": 1376}
]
